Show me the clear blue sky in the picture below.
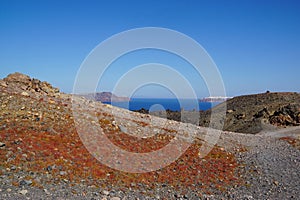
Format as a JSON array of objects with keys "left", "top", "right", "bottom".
[{"left": 0, "top": 0, "right": 299, "bottom": 98}]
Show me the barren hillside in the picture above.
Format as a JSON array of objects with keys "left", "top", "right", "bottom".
[{"left": 0, "top": 73, "right": 299, "bottom": 199}]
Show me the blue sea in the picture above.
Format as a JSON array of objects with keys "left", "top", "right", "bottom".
[{"left": 103, "top": 98, "right": 220, "bottom": 111}]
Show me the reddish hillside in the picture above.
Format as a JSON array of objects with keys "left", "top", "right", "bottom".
[{"left": 0, "top": 73, "right": 241, "bottom": 198}]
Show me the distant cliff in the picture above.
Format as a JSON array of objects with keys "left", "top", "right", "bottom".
[{"left": 81, "top": 92, "right": 130, "bottom": 102}]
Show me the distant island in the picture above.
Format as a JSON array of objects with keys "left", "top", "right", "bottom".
[
  {"left": 81, "top": 92, "right": 130, "bottom": 102},
  {"left": 199, "top": 96, "right": 232, "bottom": 102}
]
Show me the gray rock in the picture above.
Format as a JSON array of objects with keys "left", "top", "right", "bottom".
[
  {"left": 59, "top": 171, "right": 67, "bottom": 176},
  {"left": 19, "top": 180, "right": 32, "bottom": 186},
  {"left": 43, "top": 188, "right": 51, "bottom": 195},
  {"left": 10, "top": 165, "right": 16, "bottom": 170},
  {"left": 19, "top": 189, "right": 28, "bottom": 195},
  {"left": 102, "top": 190, "right": 109, "bottom": 195}
]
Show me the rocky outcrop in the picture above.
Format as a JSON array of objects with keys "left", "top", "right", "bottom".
[
  {"left": 0, "top": 72, "right": 60, "bottom": 97},
  {"left": 199, "top": 92, "right": 300, "bottom": 133},
  {"left": 268, "top": 104, "right": 300, "bottom": 126}
]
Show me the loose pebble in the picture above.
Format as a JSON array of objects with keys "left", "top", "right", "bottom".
[{"left": 19, "top": 189, "right": 28, "bottom": 195}]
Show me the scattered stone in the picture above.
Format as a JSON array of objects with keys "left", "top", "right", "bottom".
[
  {"left": 236, "top": 113, "right": 246, "bottom": 119},
  {"left": 130, "top": 183, "right": 136, "bottom": 187},
  {"left": 49, "top": 100, "right": 55, "bottom": 104},
  {"left": 19, "top": 180, "right": 33, "bottom": 186},
  {"left": 43, "top": 188, "right": 51, "bottom": 195},
  {"left": 19, "top": 189, "right": 28, "bottom": 195},
  {"left": 10, "top": 165, "right": 16, "bottom": 170},
  {"left": 102, "top": 190, "right": 109, "bottom": 195},
  {"left": 21, "top": 91, "right": 30, "bottom": 97},
  {"left": 274, "top": 181, "right": 279, "bottom": 186},
  {"left": 59, "top": 171, "right": 67, "bottom": 176},
  {"left": 0, "top": 142, "right": 5, "bottom": 147},
  {"left": 46, "top": 165, "right": 54, "bottom": 171}
]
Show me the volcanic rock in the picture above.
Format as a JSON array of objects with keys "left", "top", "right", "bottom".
[
  {"left": 2, "top": 72, "right": 60, "bottom": 97},
  {"left": 200, "top": 92, "right": 300, "bottom": 133}
]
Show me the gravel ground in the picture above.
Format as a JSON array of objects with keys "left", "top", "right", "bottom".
[
  {"left": 1, "top": 129, "right": 299, "bottom": 200},
  {"left": 227, "top": 134, "right": 300, "bottom": 199}
]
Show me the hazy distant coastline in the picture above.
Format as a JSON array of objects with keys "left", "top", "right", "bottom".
[{"left": 80, "top": 92, "right": 130, "bottom": 102}]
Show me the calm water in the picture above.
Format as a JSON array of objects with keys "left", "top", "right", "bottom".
[{"left": 104, "top": 98, "right": 220, "bottom": 111}]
